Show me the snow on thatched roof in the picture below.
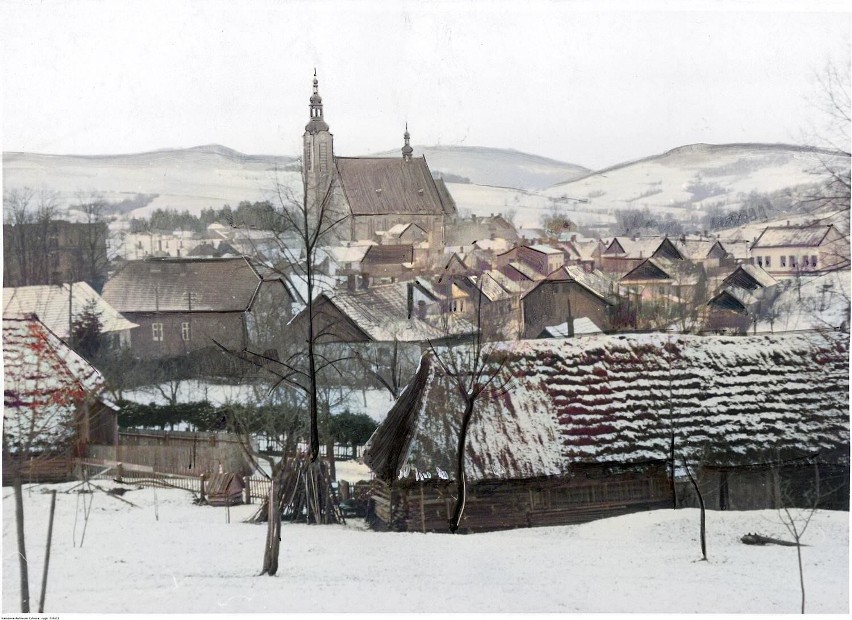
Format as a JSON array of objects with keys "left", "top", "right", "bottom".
[
  {"left": 364, "top": 332, "right": 849, "bottom": 484},
  {"left": 3, "top": 316, "right": 106, "bottom": 452}
]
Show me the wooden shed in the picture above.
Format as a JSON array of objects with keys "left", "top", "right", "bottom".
[
  {"left": 363, "top": 332, "right": 849, "bottom": 533},
  {"left": 205, "top": 473, "right": 245, "bottom": 506}
]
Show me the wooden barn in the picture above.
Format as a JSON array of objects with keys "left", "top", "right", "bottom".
[{"left": 363, "top": 332, "right": 849, "bottom": 533}]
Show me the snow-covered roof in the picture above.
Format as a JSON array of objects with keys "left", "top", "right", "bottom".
[
  {"left": 327, "top": 245, "right": 371, "bottom": 264},
  {"left": 365, "top": 332, "right": 849, "bottom": 483},
  {"left": 320, "top": 283, "right": 477, "bottom": 343},
  {"left": 527, "top": 244, "right": 563, "bottom": 255},
  {"left": 3, "top": 282, "right": 138, "bottom": 338},
  {"left": 752, "top": 225, "right": 837, "bottom": 248},
  {"left": 605, "top": 236, "right": 666, "bottom": 259},
  {"left": 522, "top": 265, "right": 617, "bottom": 303},
  {"left": 3, "top": 316, "right": 106, "bottom": 452}
]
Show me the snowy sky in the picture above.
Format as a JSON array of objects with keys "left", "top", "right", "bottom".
[{"left": 1, "top": 0, "right": 849, "bottom": 168}]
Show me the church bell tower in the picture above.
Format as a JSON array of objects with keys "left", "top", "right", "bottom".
[{"left": 303, "top": 70, "right": 334, "bottom": 207}]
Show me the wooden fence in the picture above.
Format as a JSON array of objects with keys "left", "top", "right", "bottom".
[{"left": 88, "top": 430, "right": 253, "bottom": 477}]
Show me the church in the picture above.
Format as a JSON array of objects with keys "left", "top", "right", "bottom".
[{"left": 302, "top": 73, "right": 456, "bottom": 246}]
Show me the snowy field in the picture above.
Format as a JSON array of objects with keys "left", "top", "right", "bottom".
[{"left": 2, "top": 481, "right": 848, "bottom": 614}]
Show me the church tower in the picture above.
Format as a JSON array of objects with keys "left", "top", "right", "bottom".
[{"left": 303, "top": 70, "right": 334, "bottom": 208}]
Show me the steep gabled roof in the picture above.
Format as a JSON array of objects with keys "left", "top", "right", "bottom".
[
  {"left": 673, "top": 238, "right": 715, "bottom": 260},
  {"left": 621, "top": 257, "right": 679, "bottom": 282},
  {"left": 102, "top": 257, "right": 263, "bottom": 313},
  {"left": 364, "top": 333, "right": 849, "bottom": 483},
  {"left": 335, "top": 156, "right": 453, "bottom": 216},
  {"left": 3, "top": 316, "right": 107, "bottom": 452},
  {"left": 752, "top": 225, "right": 837, "bottom": 249},
  {"left": 722, "top": 264, "right": 778, "bottom": 290},
  {"left": 3, "top": 282, "right": 137, "bottom": 338},
  {"left": 707, "top": 286, "right": 758, "bottom": 313},
  {"left": 522, "top": 265, "right": 617, "bottom": 304},
  {"left": 604, "top": 236, "right": 667, "bottom": 259}
]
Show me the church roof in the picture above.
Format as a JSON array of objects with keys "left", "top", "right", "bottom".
[{"left": 335, "top": 156, "right": 454, "bottom": 216}]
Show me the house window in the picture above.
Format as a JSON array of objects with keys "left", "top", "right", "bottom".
[
  {"left": 304, "top": 144, "right": 311, "bottom": 170},
  {"left": 181, "top": 322, "right": 191, "bottom": 341},
  {"left": 803, "top": 255, "right": 809, "bottom": 268},
  {"left": 812, "top": 255, "right": 818, "bottom": 268},
  {"left": 780, "top": 256, "right": 786, "bottom": 268},
  {"left": 791, "top": 255, "right": 797, "bottom": 268},
  {"left": 764, "top": 256, "right": 771, "bottom": 268},
  {"left": 757, "top": 257, "right": 763, "bottom": 267},
  {"left": 152, "top": 323, "right": 164, "bottom": 342}
]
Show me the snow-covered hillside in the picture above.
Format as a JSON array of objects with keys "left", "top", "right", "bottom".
[
  {"left": 371, "top": 144, "right": 589, "bottom": 190},
  {"left": 2, "top": 483, "right": 847, "bottom": 613},
  {"left": 2, "top": 145, "right": 300, "bottom": 217},
  {"left": 544, "top": 143, "right": 848, "bottom": 219}
]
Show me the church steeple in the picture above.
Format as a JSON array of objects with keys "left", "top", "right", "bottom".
[
  {"left": 305, "top": 69, "right": 329, "bottom": 133},
  {"left": 402, "top": 123, "right": 413, "bottom": 161},
  {"left": 303, "top": 70, "right": 334, "bottom": 211}
]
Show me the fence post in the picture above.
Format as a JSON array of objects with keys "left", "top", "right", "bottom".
[
  {"left": 199, "top": 473, "right": 206, "bottom": 503},
  {"left": 116, "top": 463, "right": 123, "bottom": 483},
  {"left": 243, "top": 476, "right": 251, "bottom": 504}
]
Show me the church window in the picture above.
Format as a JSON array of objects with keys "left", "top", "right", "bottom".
[
  {"left": 319, "top": 143, "right": 328, "bottom": 172},
  {"left": 304, "top": 144, "right": 312, "bottom": 170}
]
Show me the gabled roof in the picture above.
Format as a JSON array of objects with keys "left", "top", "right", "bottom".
[
  {"left": 707, "top": 286, "right": 758, "bottom": 313},
  {"left": 362, "top": 244, "right": 414, "bottom": 265},
  {"left": 385, "top": 222, "right": 427, "bottom": 239},
  {"left": 508, "top": 261, "right": 542, "bottom": 281},
  {"left": 604, "top": 236, "right": 667, "bottom": 259},
  {"left": 621, "top": 257, "right": 682, "bottom": 282},
  {"left": 752, "top": 225, "right": 837, "bottom": 248},
  {"left": 481, "top": 269, "right": 524, "bottom": 296},
  {"left": 673, "top": 238, "right": 715, "bottom": 260},
  {"left": 717, "top": 239, "right": 752, "bottom": 259},
  {"left": 335, "top": 157, "right": 454, "bottom": 216},
  {"left": 318, "top": 283, "right": 476, "bottom": 343},
  {"left": 3, "top": 316, "right": 106, "bottom": 452},
  {"left": 522, "top": 265, "right": 616, "bottom": 304},
  {"left": 327, "top": 244, "right": 372, "bottom": 264},
  {"left": 722, "top": 264, "right": 778, "bottom": 290},
  {"left": 3, "top": 282, "right": 138, "bottom": 338},
  {"left": 364, "top": 332, "right": 849, "bottom": 483},
  {"left": 525, "top": 244, "right": 563, "bottom": 256},
  {"left": 102, "top": 257, "right": 264, "bottom": 313}
]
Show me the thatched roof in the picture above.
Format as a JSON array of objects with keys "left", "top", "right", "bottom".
[{"left": 364, "top": 332, "right": 849, "bottom": 484}]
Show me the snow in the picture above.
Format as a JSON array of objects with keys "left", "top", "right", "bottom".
[{"left": 2, "top": 482, "right": 847, "bottom": 613}]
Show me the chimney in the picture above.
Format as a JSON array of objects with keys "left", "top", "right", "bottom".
[
  {"left": 407, "top": 282, "right": 414, "bottom": 319},
  {"left": 360, "top": 274, "right": 370, "bottom": 289},
  {"left": 417, "top": 299, "right": 428, "bottom": 320},
  {"left": 347, "top": 274, "right": 357, "bottom": 293},
  {"left": 786, "top": 220, "right": 790, "bottom": 226},
  {"left": 571, "top": 234, "right": 577, "bottom": 242}
]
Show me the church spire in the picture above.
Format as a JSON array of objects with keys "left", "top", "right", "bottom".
[
  {"left": 402, "top": 122, "right": 413, "bottom": 161},
  {"left": 306, "top": 69, "right": 329, "bottom": 133}
]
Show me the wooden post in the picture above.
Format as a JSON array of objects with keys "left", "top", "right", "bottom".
[
  {"left": 339, "top": 479, "right": 350, "bottom": 502},
  {"left": 38, "top": 491, "right": 57, "bottom": 613},
  {"left": 420, "top": 485, "right": 426, "bottom": 533},
  {"left": 243, "top": 476, "right": 251, "bottom": 505},
  {"left": 116, "top": 462, "right": 123, "bottom": 483},
  {"left": 199, "top": 473, "right": 206, "bottom": 503}
]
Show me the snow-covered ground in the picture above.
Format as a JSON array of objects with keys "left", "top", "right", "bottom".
[{"left": 3, "top": 482, "right": 847, "bottom": 613}]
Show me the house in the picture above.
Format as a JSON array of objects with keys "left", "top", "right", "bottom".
[
  {"left": 2, "top": 315, "right": 118, "bottom": 483},
  {"left": 101, "top": 257, "right": 301, "bottom": 359},
  {"left": 599, "top": 236, "right": 676, "bottom": 273},
  {"left": 302, "top": 74, "right": 455, "bottom": 245},
  {"left": 449, "top": 270, "right": 524, "bottom": 340},
  {"left": 360, "top": 244, "right": 415, "bottom": 284},
  {"left": 363, "top": 332, "right": 849, "bottom": 533},
  {"left": 3, "top": 281, "right": 138, "bottom": 348},
  {"left": 750, "top": 224, "right": 849, "bottom": 276},
  {"left": 521, "top": 265, "right": 617, "bottom": 339},
  {"left": 287, "top": 281, "right": 476, "bottom": 396},
  {"left": 719, "top": 263, "right": 777, "bottom": 291},
  {"left": 445, "top": 214, "right": 519, "bottom": 246}
]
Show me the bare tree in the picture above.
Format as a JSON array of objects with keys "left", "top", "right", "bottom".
[
  {"left": 428, "top": 282, "right": 512, "bottom": 533},
  {"left": 72, "top": 191, "right": 111, "bottom": 291},
  {"left": 3, "top": 187, "right": 60, "bottom": 286}
]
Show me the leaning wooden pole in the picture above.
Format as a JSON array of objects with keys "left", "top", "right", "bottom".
[{"left": 38, "top": 490, "right": 57, "bottom": 613}]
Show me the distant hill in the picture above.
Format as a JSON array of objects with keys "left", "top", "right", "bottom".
[
  {"left": 2, "top": 145, "right": 300, "bottom": 217},
  {"left": 371, "top": 145, "right": 590, "bottom": 191},
  {"left": 543, "top": 143, "right": 849, "bottom": 216}
]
